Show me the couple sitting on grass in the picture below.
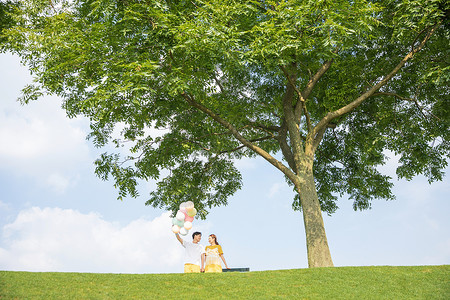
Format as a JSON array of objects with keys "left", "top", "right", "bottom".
[{"left": 175, "top": 231, "right": 230, "bottom": 273}]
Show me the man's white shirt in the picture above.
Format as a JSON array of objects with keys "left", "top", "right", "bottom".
[{"left": 182, "top": 239, "right": 205, "bottom": 266}]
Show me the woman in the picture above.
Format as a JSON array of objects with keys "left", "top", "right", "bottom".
[{"left": 204, "top": 234, "right": 229, "bottom": 272}]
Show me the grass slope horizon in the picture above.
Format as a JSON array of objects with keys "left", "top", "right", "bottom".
[{"left": 1, "top": 265, "right": 449, "bottom": 299}]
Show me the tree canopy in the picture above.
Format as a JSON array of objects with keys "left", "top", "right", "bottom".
[{"left": 3, "top": 0, "right": 449, "bottom": 267}]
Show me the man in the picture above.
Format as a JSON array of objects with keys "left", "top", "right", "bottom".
[{"left": 175, "top": 231, "right": 206, "bottom": 273}]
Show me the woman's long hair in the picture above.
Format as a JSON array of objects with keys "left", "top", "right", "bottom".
[{"left": 209, "top": 234, "right": 219, "bottom": 245}]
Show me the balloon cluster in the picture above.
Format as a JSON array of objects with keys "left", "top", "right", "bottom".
[{"left": 171, "top": 201, "right": 197, "bottom": 236}]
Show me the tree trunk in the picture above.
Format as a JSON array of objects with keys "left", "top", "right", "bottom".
[{"left": 297, "top": 158, "right": 334, "bottom": 268}]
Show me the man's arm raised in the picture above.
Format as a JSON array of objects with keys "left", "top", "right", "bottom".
[{"left": 175, "top": 233, "right": 183, "bottom": 245}]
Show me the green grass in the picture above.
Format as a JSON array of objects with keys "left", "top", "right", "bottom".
[{"left": 1, "top": 265, "right": 449, "bottom": 299}]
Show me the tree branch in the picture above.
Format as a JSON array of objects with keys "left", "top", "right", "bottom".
[
  {"left": 295, "top": 53, "right": 339, "bottom": 132},
  {"left": 312, "top": 23, "right": 440, "bottom": 141},
  {"left": 279, "top": 64, "right": 305, "bottom": 103},
  {"left": 372, "top": 92, "right": 441, "bottom": 121},
  {"left": 372, "top": 92, "right": 415, "bottom": 101},
  {"left": 219, "top": 135, "right": 274, "bottom": 154},
  {"left": 181, "top": 92, "right": 298, "bottom": 182},
  {"left": 181, "top": 137, "right": 211, "bottom": 151},
  {"left": 300, "top": 48, "right": 339, "bottom": 101},
  {"left": 213, "top": 74, "right": 225, "bottom": 93},
  {"left": 196, "top": 125, "right": 249, "bottom": 140},
  {"left": 245, "top": 120, "right": 281, "bottom": 132},
  {"left": 311, "top": 125, "right": 327, "bottom": 154},
  {"left": 277, "top": 124, "right": 296, "bottom": 171},
  {"left": 279, "top": 64, "right": 311, "bottom": 132},
  {"left": 280, "top": 48, "right": 338, "bottom": 133},
  {"left": 281, "top": 71, "right": 307, "bottom": 173},
  {"left": 294, "top": 48, "right": 339, "bottom": 130}
]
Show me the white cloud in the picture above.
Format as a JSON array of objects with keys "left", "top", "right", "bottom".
[
  {"left": 0, "top": 98, "right": 90, "bottom": 193},
  {"left": 0, "top": 208, "right": 184, "bottom": 273},
  {"left": 0, "top": 53, "right": 91, "bottom": 193}
]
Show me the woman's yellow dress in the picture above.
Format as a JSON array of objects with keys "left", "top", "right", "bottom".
[{"left": 205, "top": 245, "right": 223, "bottom": 273}]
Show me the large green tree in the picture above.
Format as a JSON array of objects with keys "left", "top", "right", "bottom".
[{"left": 3, "top": 0, "right": 449, "bottom": 267}]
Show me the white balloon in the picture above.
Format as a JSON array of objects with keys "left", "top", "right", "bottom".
[
  {"left": 179, "top": 227, "right": 189, "bottom": 236},
  {"left": 185, "top": 201, "right": 195, "bottom": 209},
  {"left": 172, "top": 225, "right": 181, "bottom": 234},
  {"left": 179, "top": 202, "right": 188, "bottom": 210},
  {"left": 184, "top": 221, "right": 193, "bottom": 230},
  {"left": 176, "top": 211, "right": 185, "bottom": 221}
]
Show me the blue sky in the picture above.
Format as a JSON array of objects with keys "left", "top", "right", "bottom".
[{"left": 0, "top": 52, "right": 449, "bottom": 274}]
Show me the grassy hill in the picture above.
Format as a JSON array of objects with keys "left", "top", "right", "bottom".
[{"left": 1, "top": 265, "right": 449, "bottom": 299}]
